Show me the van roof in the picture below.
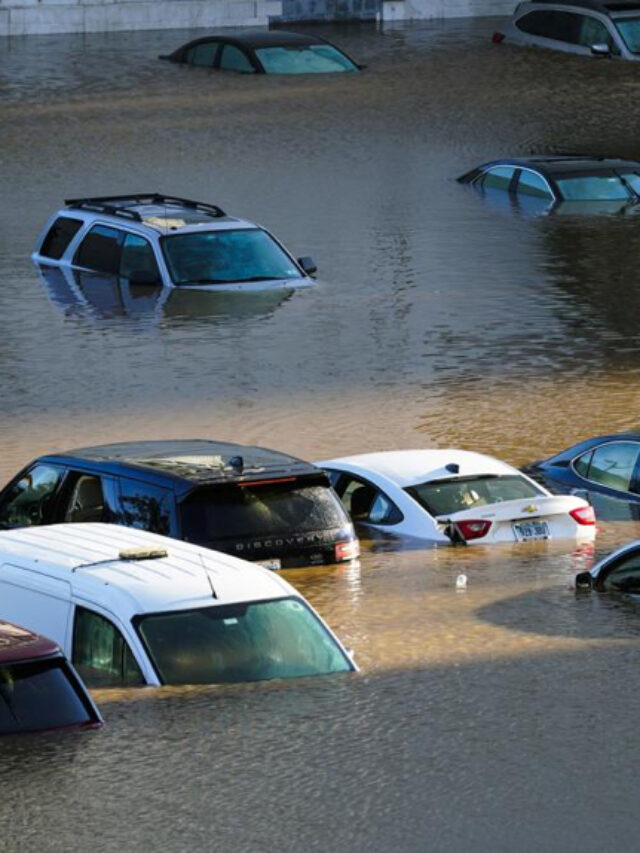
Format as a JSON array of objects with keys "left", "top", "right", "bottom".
[
  {"left": 0, "top": 620, "right": 60, "bottom": 664},
  {"left": 527, "top": 1, "right": 640, "bottom": 16},
  {"left": 0, "top": 524, "right": 293, "bottom": 618}
]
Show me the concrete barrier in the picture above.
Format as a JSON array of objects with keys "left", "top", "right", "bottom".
[
  {"left": 379, "top": 0, "right": 514, "bottom": 18},
  {"left": 0, "top": 0, "right": 283, "bottom": 37}
]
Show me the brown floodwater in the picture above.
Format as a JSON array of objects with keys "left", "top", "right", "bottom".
[{"left": 3, "top": 18, "right": 640, "bottom": 851}]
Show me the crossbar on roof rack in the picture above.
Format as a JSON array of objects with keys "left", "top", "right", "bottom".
[{"left": 65, "top": 193, "right": 225, "bottom": 220}]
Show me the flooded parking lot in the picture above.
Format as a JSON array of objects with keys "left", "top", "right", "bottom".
[{"left": 3, "top": 17, "right": 640, "bottom": 850}]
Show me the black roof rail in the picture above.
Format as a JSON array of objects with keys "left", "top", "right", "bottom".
[{"left": 65, "top": 194, "right": 225, "bottom": 220}]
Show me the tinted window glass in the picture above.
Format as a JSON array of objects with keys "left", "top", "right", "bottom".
[
  {"left": 0, "top": 659, "right": 93, "bottom": 735},
  {"left": 515, "top": 10, "right": 552, "bottom": 36},
  {"left": 181, "top": 481, "right": 349, "bottom": 545},
  {"left": 256, "top": 45, "right": 358, "bottom": 74},
  {"left": 545, "top": 11, "right": 582, "bottom": 43},
  {"left": 73, "top": 607, "right": 144, "bottom": 687},
  {"left": 74, "top": 225, "right": 125, "bottom": 274},
  {"left": 586, "top": 442, "right": 640, "bottom": 491},
  {"left": 600, "top": 551, "right": 640, "bottom": 592},
  {"left": 516, "top": 170, "right": 554, "bottom": 199},
  {"left": 119, "top": 480, "right": 171, "bottom": 535},
  {"left": 65, "top": 474, "right": 105, "bottom": 523},
  {"left": 187, "top": 41, "right": 218, "bottom": 67},
  {"left": 161, "top": 228, "right": 301, "bottom": 285},
  {"left": 40, "top": 217, "right": 83, "bottom": 260},
  {"left": 407, "top": 475, "right": 542, "bottom": 517},
  {"left": 556, "top": 175, "right": 631, "bottom": 200},
  {"left": 574, "top": 450, "right": 593, "bottom": 478},
  {"left": 615, "top": 17, "right": 640, "bottom": 53},
  {"left": 119, "top": 234, "right": 159, "bottom": 280},
  {"left": 137, "top": 598, "right": 351, "bottom": 684},
  {"left": 219, "top": 45, "right": 254, "bottom": 72},
  {"left": 620, "top": 172, "right": 640, "bottom": 195},
  {"left": 338, "top": 476, "right": 402, "bottom": 525},
  {"left": 0, "top": 464, "right": 63, "bottom": 528},
  {"left": 578, "top": 15, "right": 616, "bottom": 50},
  {"left": 479, "top": 166, "right": 516, "bottom": 192}
]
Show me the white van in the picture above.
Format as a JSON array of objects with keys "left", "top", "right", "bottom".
[{"left": 0, "top": 523, "right": 356, "bottom": 688}]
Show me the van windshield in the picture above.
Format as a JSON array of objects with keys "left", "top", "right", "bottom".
[
  {"left": 406, "top": 475, "right": 543, "bottom": 517},
  {"left": 135, "top": 598, "right": 352, "bottom": 684},
  {"left": 180, "top": 480, "right": 349, "bottom": 544},
  {"left": 615, "top": 17, "right": 640, "bottom": 53},
  {"left": 0, "top": 658, "right": 95, "bottom": 735}
]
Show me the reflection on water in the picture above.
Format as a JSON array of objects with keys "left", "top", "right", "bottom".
[{"left": 4, "top": 17, "right": 640, "bottom": 850}]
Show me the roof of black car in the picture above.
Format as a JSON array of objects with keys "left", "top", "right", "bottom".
[
  {"left": 181, "top": 30, "right": 322, "bottom": 49},
  {"left": 46, "top": 440, "right": 318, "bottom": 489},
  {"left": 528, "top": 1, "right": 640, "bottom": 15}
]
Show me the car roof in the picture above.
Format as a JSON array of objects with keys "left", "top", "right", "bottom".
[
  {"left": 319, "top": 449, "right": 518, "bottom": 488},
  {"left": 40, "top": 439, "right": 318, "bottom": 490},
  {"left": 475, "top": 156, "right": 640, "bottom": 176},
  {"left": 0, "top": 523, "right": 295, "bottom": 618},
  {"left": 62, "top": 194, "right": 256, "bottom": 236},
  {"left": 179, "top": 30, "right": 325, "bottom": 50},
  {"left": 0, "top": 620, "right": 60, "bottom": 664},
  {"left": 524, "top": 1, "right": 640, "bottom": 16}
]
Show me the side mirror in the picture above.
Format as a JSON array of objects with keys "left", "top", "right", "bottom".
[
  {"left": 297, "top": 256, "right": 317, "bottom": 276},
  {"left": 575, "top": 570, "right": 593, "bottom": 590},
  {"left": 129, "top": 269, "right": 160, "bottom": 286},
  {"left": 591, "top": 43, "right": 611, "bottom": 57}
]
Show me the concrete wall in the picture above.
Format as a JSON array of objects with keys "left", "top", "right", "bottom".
[
  {"left": 281, "top": 0, "right": 380, "bottom": 21},
  {"left": 379, "top": 0, "right": 514, "bottom": 19},
  {"left": 0, "top": 0, "right": 282, "bottom": 37}
]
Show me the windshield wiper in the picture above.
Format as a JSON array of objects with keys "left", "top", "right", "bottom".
[{"left": 179, "top": 276, "right": 288, "bottom": 285}]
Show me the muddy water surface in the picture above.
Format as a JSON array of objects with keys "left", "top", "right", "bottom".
[{"left": 3, "top": 19, "right": 640, "bottom": 851}]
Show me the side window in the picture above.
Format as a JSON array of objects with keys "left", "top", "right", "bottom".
[
  {"left": 600, "top": 551, "right": 640, "bottom": 593},
  {"left": 545, "top": 11, "right": 582, "bottom": 44},
  {"left": 72, "top": 607, "right": 144, "bottom": 687},
  {"left": 515, "top": 11, "right": 552, "bottom": 36},
  {"left": 187, "top": 41, "right": 218, "bottom": 67},
  {"left": 119, "top": 480, "right": 172, "bottom": 535},
  {"left": 578, "top": 15, "right": 617, "bottom": 51},
  {"left": 0, "top": 464, "right": 63, "bottom": 528},
  {"left": 40, "top": 217, "right": 83, "bottom": 260},
  {"left": 73, "top": 225, "right": 125, "bottom": 275},
  {"left": 338, "top": 477, "right": 402, "bottom": 525},
  {"left": 516, "top": 170, "right": 554, "bottom": 199},
  {"left": 585, "top": 443, "right": 640, "bottom": 492},
  {"left": 64, "top": 474, "right": 106, "bottom": 523},
  {"left": 573, "top": 450, "right": 593, "bottom": 478},
  {"left": 119, "top": 233, "right": 160, "bottom": 281},
  {"left": 219, "top": 45, "right": 255, "bottom": 73},
  {"left": 478, "top": 166, "right": 516, "bottom": 192},
  {"left": 324, "top": 469, "right": 342, "bottom": 489}
]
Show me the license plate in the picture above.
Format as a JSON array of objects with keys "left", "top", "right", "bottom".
[
  {"left": 512, "top": 520, "right": 550, "bottom": 541},
  {"left": 255, "top": 558, "right": 282, "bottom": 571}
]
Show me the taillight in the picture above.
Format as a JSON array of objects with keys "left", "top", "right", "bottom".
[
  {"left": 570, "top": 505, "right": 596, "bottom": 525},
  {"left": 455, "top": 520, "right": 492, "bottom": 541},
  {"left": 335, "top": 539, "right": 359, "bottom": 561},
  {"left": 492, "top": 31, "right": 505, "bottom": 43}
]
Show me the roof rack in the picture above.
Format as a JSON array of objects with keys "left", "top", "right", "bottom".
[{"left": 64, "top": 194, "right": 226, "bottom": 221}]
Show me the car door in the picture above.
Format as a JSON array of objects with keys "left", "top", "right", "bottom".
[
  {"left": 330, "top": 472, "right": 403, "bottom": 529},
  {"left": 71, "top": 604, "right": 148, "bottom": 686},
  {"left": 116, "top": 478, "right": 176, "bottom": 536},
  {"left": 56, "top": 470, "right": 120, "bottom": 524},
  {"left": 594, "top": 547, "right": 640, "bottom": 593},
  {"left": 186, "top": 40, "right": 220, "bottom": 68},
  {"left": 571, "top": 441, "right": 640, "bottom": 519},
  {"left": 0, "top": 463, "right": 66, "bottom": 529},
  {"left": 218, "top": 44, "right": 257, "bottom": 74},
  {"left": 513, "top": 168, "right": 556, "bottom": 215}
]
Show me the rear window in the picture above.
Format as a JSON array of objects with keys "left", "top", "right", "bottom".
[
  {"left": 40, "top": 217, "right": 83, "bottom": 260},
  {"left": 180, "top": 478, "right": 349, "bottom": 544},
  {"left": 0, "top": 658, "right": 95, "bottom": 735},
  {"left": 406, "top": 475, "right": 543, "bottom": 517}
]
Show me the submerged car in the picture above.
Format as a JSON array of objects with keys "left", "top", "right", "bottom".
[
  {"left": 576, "top": 539, "right": 640, "bottom": 592},
  {"left": 0, "top": 620, "right": 102, "bottom": 735},
  {"left": 317, "top": 449, "right": 596, "bottom": 545},
  {"left": 526, "top": 434, "right": 640, "bottom": 509},
  {"left": 458, "top": 156, "right": 640, "bottom": 210},
  {"left": 495, "top": 1, "right": 640, "bottom": 61},
  {"left": 160, "top": 30, "right": 361, "bottom": 74},
  {"left": 0, "top": 440, "right": 359, "bottom": 569},
  {"left": 32, "top": 194, "right": 317, "bottom": 292},
  {"left": 0, "top": 524, "right": 356, "bottom": 688}
]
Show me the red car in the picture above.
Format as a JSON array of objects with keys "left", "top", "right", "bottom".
[{"left": 0, "top": 620, "right": 102, "bottom": 735}]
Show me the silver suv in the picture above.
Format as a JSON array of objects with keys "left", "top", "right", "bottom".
[
  {"left": 498, "top": 1, "right": 640, "bottom": 60},
  {"left": 32, "top": 194, "right": 317, "bottom": 291}
]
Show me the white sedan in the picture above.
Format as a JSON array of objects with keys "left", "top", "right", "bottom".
[{"left": 316, "top": 449, "right": 597, "bottom": 546}]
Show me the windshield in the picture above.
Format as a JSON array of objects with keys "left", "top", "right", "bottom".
[
  {"left": 161, "top": 229, "right": 302, "bottom": 285},
  {"left": 615, "top": 17, "right": 640, "bottom": 53},
  {"left": 255, "top": 44, "right": 358, "bottom": 74},
  {"left": 555, "top": 174, "right": 635, "bottom": 201},
  {"left": 181, "top": 480, "right": 349, "bottom": 544},
  {"left": 406, "top": 475, "right": 543, "bottom": 517},
  {"left": 0, "top": 658, "right": 95, "bottom": 735},
  {"left": 136, "top": 597, "right": 352, "bottom": 684}
]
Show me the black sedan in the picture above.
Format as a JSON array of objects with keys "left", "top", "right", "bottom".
[
  {"left": 159, "top": 30, "right": 361, "bottom": 75},
  {"left": 458, "top": 155, "right": 640, "bottom": 213}
]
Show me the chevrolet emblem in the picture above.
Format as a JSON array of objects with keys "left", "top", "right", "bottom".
[{"left": 522, "top": 505, "right": 538, "bottom": 514}]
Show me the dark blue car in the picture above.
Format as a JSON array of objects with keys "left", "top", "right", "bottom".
[{"left": 526, "top": 434, "right": 640, "bottom": 520}]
